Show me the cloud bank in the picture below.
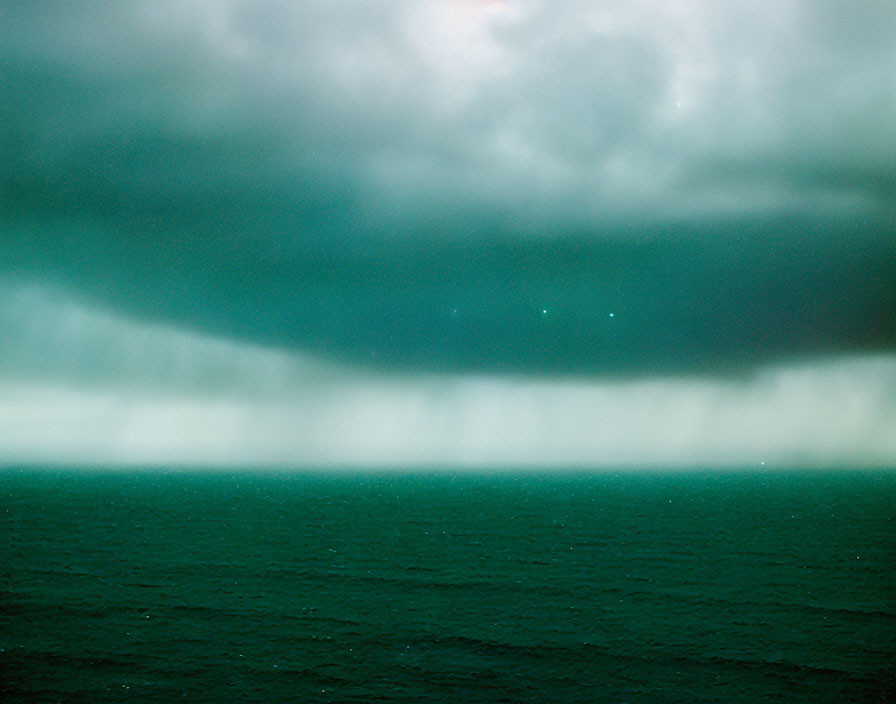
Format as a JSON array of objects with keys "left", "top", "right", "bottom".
[{"left": 2, "top": 1, "right": 894, "bottom": 465}]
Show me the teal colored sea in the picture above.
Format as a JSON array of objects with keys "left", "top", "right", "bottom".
[{"left": 2, "top": 469, "right": 894, "bottom": 703}]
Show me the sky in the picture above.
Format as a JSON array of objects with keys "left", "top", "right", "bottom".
[{"left": 2, "top": 0, "right": 895, "bottom": 468}]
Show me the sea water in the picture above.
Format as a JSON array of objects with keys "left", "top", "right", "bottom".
[{"left": 2, "top": 468, "right": 894, "bottom": 703}]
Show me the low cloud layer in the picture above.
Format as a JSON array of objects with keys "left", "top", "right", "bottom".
[{"left": 1, "top": 287, "right": 894, "bottom": 467}]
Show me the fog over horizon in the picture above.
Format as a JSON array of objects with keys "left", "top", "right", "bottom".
[{"left": 2, "top": 1, "right": 895, "bottom": 468}]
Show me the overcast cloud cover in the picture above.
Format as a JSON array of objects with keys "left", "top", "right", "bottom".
[{"left": 2, "top": 0, "right": 895, "bottom": 467}]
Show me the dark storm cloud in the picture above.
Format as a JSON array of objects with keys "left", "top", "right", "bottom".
[{"left": 4, "top": 0, "right": 895, "bottom": 377}]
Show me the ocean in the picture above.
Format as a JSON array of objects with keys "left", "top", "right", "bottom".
[{"left": 2, "top": 468, "right": 894, "bottom": 703}]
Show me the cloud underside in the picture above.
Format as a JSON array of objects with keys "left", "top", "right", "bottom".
[{"left": 6, "top": 218, "right": 896, "bottom": 377}]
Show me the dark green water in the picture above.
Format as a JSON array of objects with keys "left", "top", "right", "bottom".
[{"left": 2, "top": 468, "right": 894, "bottom": 703}]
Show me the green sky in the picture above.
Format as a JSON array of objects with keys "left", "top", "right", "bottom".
[{"left": 2, "top": 1, "right": 895, "bottom": 467}]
